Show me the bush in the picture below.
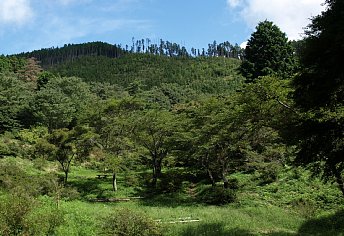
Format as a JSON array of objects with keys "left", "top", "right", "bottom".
[
  {"left": 100, "top": 208, "right": 162, "bottom": 236},
  {"left": 197, "top": 186, "right": 237, "bottom": 205},
  {"left": 257, "top": 165, "right": 279, "bottom": 185},
  {"left": 290, "top": 198, "right": 317, "bottom": 218},
  {"left": 123, "top": 172, "right": 140, "bottom": 187},
  {"left": 61, "top": 186, "right": 81, "bottom": 201},
  {"left": 0, "top": 193, "right": 35, "bottom": 235},
  {"left": 157, "top": 170, "right": 184, "bottom": 193},
  {"left": 0, "top": 159, "right": 28, "bottom": 191},
  {"left": 227, "top": 178, "right": 240, "bottom": 190},
  {"left": 0, "top": 193, "right": 63, "bottom": 236}
]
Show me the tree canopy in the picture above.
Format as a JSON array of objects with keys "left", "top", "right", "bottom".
[
  {"left": 293, "top": 0, "right": 344, "bottom": 195},
  {"left": 240, "top": 20, "right": 296, "bottom": 82}
]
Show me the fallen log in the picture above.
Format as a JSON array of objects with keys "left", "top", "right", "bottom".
[
  {"left": 168, "top": 219, "right": 201, "bottom": 224},
  {"left": 154, "top": 217, "right": 201, "bottom": 224},
  {"left": 89, "top": 198, "right": 131, "bottom": 202},
  {"left": 89, "top": 196, "right": 145, "bottom": 202}
]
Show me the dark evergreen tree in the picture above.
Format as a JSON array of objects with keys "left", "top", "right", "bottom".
[
  {"left": 240, "top": 20, "right": 296, "bottom": 82},
  {"left": 293, "top": 0, "right": 344, "bottom": 196}
]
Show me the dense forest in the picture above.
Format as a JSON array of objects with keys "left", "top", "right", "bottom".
[
  {"left": 0, "top": 0, "right": 343, "bottom": 235},
  {"left": 16, "top": 39, "right": 243, "bottom": 68}
]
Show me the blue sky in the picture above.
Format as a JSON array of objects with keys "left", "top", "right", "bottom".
[{"left": 0, "top": 0, "right": 325, "bottom": 55}]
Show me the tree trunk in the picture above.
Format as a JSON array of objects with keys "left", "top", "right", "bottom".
[
  {"left": 64, "top": 170, "right": 68, "bottom": 185},
  {"left": 222, "top": 163, "right": 229, "bottom": 189},
  {"left": 207, "top": 169, "right": 216, "bottom": 187},
  {"left": 222, "top": 174, "right": 229, "bottom": 189},
  {"left": 112, "top": 172, "right": 117, "bottom": 192},
  {"left": 152, "top": 156, "right": 163, "bottom": 188}
]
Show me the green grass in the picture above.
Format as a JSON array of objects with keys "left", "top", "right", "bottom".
[
  {"left": 2, "top": 157, "right": 344, "bottom": 235},
  {"left": 55, "top": 198, "right": 304, "bottom": 236},
  {"left": 58, "top": 164, "right": 343, "bottom": 235}
]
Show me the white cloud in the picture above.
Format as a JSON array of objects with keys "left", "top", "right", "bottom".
[
  {"left": 0, "top": 0, "right": 33, "bottom": 25},
  {"left": 227, "top": 0, "right": 241, "bottom": 8},
  {"left": 24, "top": 16, "right": 152, "bottom": 51},
  {"left": 240, "top": 41, "right": 247, "bottom": 48},
  {"left": 227, "top": 0, "right": 325, "bottom": 40}
]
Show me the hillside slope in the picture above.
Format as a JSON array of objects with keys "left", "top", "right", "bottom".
[{"left": 48, "top": 54, "right": 243, "bottom": 94}]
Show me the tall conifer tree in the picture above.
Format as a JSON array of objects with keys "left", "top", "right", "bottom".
[{"left": 240, "top": 20, "right": 296, "bottom": 82}]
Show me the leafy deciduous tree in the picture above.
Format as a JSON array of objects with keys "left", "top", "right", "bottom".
[
  {"left": 132, "top": 109, "right": 180, "bottom": 187},
  {"left": 42, "top": 126, "right": 96, "bottom": 184}
]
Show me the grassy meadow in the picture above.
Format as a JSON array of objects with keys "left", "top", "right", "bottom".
[{"left": 2, "top": 157, "right": 343, "bottom": 236}]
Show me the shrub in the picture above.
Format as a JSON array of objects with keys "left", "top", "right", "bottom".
[
  {"left": 61, "top": 186, "right": 81, "bottom": 201},
  {"left": 0, "top": 193, "right": 63, "bottom": 236},
  {"left": 0, "top": 193, "right": 35, "bottom": 236},
  {"left": 157, "top": 170, "right": 184, "bottom": 193},
  {"left": 123, "top": 171, "right": 140, "bottom": 187},
  {"left": 197, "top": 186, "right": 237, "bottom": 205},
  {"left": 100, "top": 208, "right": 162, "bottom": 236},
  {"left": 0, "top": 157, "right": 60, "bottom": 197},
  {"left": 257, "top": 165, "right": 279, "bottom": 185},
  {"left": 227, "top": 178, "right": 240, "bottom": 190},
  {"left": 290, "top": 198, "right": 317, "bottom": 218}
]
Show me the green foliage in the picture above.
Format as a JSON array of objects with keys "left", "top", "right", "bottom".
[
  {"left": 292, "top": 0, "right": 344, "bottom": 195},
  {"left": 240, "top": 20, "right": 296, "bottom": 82},
  {"left": 44, "top": 126, "right": 97, "bottom": 184},
  {"left": 56, "top": 201, "right": 100, "bottom": 236},
  {"left": 49, "top": 54, "right": 243, "bottom": 96},
  {"left": 0, "top": 157, "right": 59, "bottom": 197},
  {"left": 1, "top": 20, "right": 343, "bottom": 235},
  {"left": 179, "top": 76, "right": 294, "bottom": 188},
  {"left": 157, "top": 170, "right": 185, "bottom": 193},
  {"left": 0, "top": 193, "right": 63, "bottom": 236},
  {"left": 17, "top": 41, "right": 126, "bottom": 67},
  {"left": 183, "top": 97, "right": 247, "bottom": 187},
  {"left": 0, "top": 193, "right": 36, "bottom": 235},
  {"left": 100, "top": 208, "right": 162, "bottom": 236},
  {"left": 29, "top": 76, "right": 97, "bottom": 130},
  {"left": 0, "top": 56, "right": 26, "bottom": 74},
  {"left": 37, "top": 71, "right": 56, "bottom": 90},
  {"left": 0, "top": 132, "right": 24, "bottom": 158},
  {"left": 0, "top": 74, "right": 33, "bottom": 132},
  {"left": 132, "top": 109, "right": 182, "bottom": 186},
  {"left": 256, "top": 163, "right": 280, "bottom": 185},
  {"left": 22, "top": 197, "right": 64, "bottom": 236},
  {"left": 197, "top": 186, "right": 237, "bottom": 205}
]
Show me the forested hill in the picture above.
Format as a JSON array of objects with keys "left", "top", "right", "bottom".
[
  {"left": 15, "top": 40, "right": 243, "bottom": 68},
  {"left": 48, "top": 54, "right": 243, "bottom": 94},
  {"left": 16, "top": 42, "right": 125, "bottom": 67}
]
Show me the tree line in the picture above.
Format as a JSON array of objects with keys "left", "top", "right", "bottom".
[{"left": 13, "top": 39, "right": 244, "bottom": 68}]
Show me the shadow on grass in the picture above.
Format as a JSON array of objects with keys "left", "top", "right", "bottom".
[
  {"left": 134, "top": 171, "right": 202, "bottom": 207},
  {"left": 297, "top": 209, "right": 344, "bottom": 236},
  {"left": 137, "top": 183, "right": 237, "bottom": 208},
  {"left": 179, "top": 223, "right": 299, "bottom": 236},
  {"left": 179, "top": 223, "right": 254, "bottom": 236},
  {"left": 67, "top": 177, "right": 108, "bottom": 198},
  {"left": 137, "top": 189, "right": 199, "bottom": 208}
]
